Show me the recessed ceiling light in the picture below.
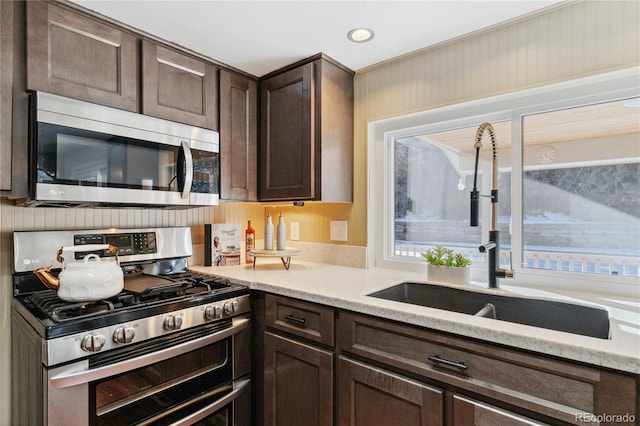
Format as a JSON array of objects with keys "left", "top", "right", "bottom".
[{"left": 347, "top": 28, "right": 375, "bottom": 43}]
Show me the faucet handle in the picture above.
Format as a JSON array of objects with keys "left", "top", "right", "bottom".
[
  {"left": 501, "top": 269, "right": 515, "bottom": 279},
  {"left": 497, "top": 251, "right": 515, "bottom": 279}
]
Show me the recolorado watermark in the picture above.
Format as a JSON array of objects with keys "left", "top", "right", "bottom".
[{"left": 575, "top": 412, "right": 636, "bottom": 423}]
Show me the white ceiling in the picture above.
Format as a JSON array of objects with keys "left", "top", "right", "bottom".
[{"left": 71, "top": 0, "right": 562, "bottom": 77}]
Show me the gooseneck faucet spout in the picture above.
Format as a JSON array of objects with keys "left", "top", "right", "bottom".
[{"left": 470, "top": 122, "right": 514, "bottom": 288}]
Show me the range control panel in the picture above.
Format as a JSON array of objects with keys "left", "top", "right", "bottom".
[
  {"left": 74, "top": 232, "right": 157, "bottom": 258},
  {"left": 14, "top": 227, "right": 192, "bottom": 273}
]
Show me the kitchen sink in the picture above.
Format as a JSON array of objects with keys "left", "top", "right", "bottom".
[{"left": 368, "top": 282, "right": 610, "bottom": 339}]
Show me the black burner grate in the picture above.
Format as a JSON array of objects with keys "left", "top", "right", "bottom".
[
  {"left": 23, "top": 273, "right": 235, "bottom": 323},
  {"left": 27, "top": 290, "right": 134, "bottom": 322},
  {"left": 167, "top": 273, "right": 231, "bottom": 291}
]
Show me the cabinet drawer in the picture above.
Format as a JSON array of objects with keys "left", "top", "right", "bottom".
[
  {"left": 338, "top": 312, "right": 637, "bottom": 425},
  {"left": 265, "top": 294, "right": 334, "bottom": 346}
]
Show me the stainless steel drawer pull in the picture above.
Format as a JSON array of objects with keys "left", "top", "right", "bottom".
[
  {"left": 283, "top": 314, "right": 306, "bottom": 325},
  {"left": 428, "top": 355, "right": 468, "bottom": 371}
]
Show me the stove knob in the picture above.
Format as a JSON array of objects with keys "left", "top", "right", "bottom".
[
  {"left": 81, "top": 334, "right": 106, "bottom": 352},
  {"left": 164, "top": 315, "right": 183, "bottom": 331},
  {"left": 204, "top": 305, "right": 222, "bottom": 320},
  {"left": 223, "top": 301, "right": 238, "bottom": 316},
  {"left": 113, "top": 326, "right": 136, "bottom": 344}
]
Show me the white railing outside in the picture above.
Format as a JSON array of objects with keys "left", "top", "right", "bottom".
[{"left": 395, "top": 243, "right": 640, "bottom": 277}]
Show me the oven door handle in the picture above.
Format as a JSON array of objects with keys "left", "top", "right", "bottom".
[
  {"left": 50, "top": 317, "right": 249, "bottom": 389},
  {"left": 138, "top": 377, "right": 250, "bottom": 426}
]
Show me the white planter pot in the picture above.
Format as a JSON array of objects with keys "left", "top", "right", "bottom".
[{"left": 427, "top": 264, "right": 470, "bottom": 286}]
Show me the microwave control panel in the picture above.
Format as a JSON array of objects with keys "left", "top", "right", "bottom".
[{"left": 74, "top": 232, "right": 158, "bottom": 258}]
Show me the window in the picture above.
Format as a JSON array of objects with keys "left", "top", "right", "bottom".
[
  {"left": 370, "top": 68, "right": 640, "bottom": 286},
  {"left": 521, "top": 100, "right": 640, "bottom": 277},
  {"left": 393, "top": 125, "right": 509, "bottom": 265}
]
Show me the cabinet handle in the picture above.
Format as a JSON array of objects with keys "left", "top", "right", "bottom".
[
  {"left": 427, "top": 355, "right": 468, "bottom": 371},
  {"left": 283, "top": 314, "right": 306, "bottom": 325}
]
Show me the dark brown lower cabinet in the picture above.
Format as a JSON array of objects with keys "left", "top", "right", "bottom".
[
  {"left": 338, "top": 356, "right": 443, "bottom": 426},
  {"left": 264, "top": 331, "right": 334, "bottom": 426},
  {"left": 259, "top": 296, "right": 638, "bottom": 426},
  {"left": 338, "top": 311, "right": 638, "bottom": 426}
]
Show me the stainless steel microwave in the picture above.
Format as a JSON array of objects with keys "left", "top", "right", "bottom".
[{"left": 25, "top": 92, "right": 219, "bottom": 208}]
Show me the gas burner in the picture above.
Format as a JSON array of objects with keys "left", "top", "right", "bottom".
[
  {"left": 28, "top": 290, "right": 135, "bottom": 322},
  {"left": 52, "top": 300, "right": 115, "bottom": 322},
  {"left": 134, "top": 280, "right": 195, "bottom": 300},
  {"left": 169, "top": 272, "right": 231, "bottom": 291}
]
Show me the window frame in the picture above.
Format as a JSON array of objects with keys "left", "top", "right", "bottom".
[{"left": 368, "top": 67, "right": 640, "bottom": 291}]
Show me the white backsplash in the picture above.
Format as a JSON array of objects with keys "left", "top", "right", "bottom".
[{"left": 192, "top": 239, "right": 367, "bottom": 269}]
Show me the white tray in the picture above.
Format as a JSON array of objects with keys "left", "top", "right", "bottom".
[{"left": 249, "top": 248, "right": 302, "bottom": 269}]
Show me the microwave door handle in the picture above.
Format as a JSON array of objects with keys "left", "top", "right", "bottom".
[{"left": 177, "top": 140, "right": 193, "bottom": 199}]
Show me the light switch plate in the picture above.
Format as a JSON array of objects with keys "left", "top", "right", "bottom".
[
  {"left": 330, "top": 221, "right": 348, "bottom": 242},
  {"left": 291, "top": 222, "right": 300, "bottom": 240}
]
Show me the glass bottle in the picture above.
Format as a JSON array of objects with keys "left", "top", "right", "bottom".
[{"left": 245, "top": 220, "right": 255, "bottom": 263}]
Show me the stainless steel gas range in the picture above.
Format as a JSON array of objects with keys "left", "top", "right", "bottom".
[{"left": 11, "top": 227, "right": 251, "bottom": 426}]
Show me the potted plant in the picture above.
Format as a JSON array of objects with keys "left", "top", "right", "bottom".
[{"left": 422, "top": 246, "right": 472, "bottom": 285}]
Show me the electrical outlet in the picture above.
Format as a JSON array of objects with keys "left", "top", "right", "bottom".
[
  {"left": 330, "top": 221, "right": 348, "bottom": 242},
  {"left": 290, "top": 222, "right": 300, "bottom": 240}
]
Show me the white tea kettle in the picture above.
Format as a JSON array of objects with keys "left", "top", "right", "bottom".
[{"left": 34, "top": 244, "right": 124, "bottom": 302}]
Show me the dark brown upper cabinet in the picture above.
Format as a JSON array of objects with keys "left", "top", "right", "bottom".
[
  {"left": 259, "top": 55, "right": 354, "bottom": 202},
  {"left": 141, "top": 40, "right": 218, "bottom": 130},
  {"left": 1, "top": 0, "right": 16, "bottom": 191},
  {"left": 220, "top": 70, "right": 258, "bottom": 201},
  {"left": 2, "top": 1, "right": 27, "bottom": 195},
  {"left": 26, "top": 1, "right": 138, "bottom": 112}
]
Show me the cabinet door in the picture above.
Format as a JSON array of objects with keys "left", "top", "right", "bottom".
[
  {"left": 338, "top": 356, "right": 443, "bottom": 426},
  {"left": 219, "top": 70, "right": 257, "bottom": 200},
  {"left": 259, "top": 62, "right": 314, "bottom": 200},
  {"left": 453, "top": 395, "right": 548, "bottom": 426},
  {"left": 142, "top": 40, "right": 218, "bottom": 129},
  {"left": 26, "top": 2, "right": 137, "bottom": 111},
  {"left": 264, "top": 332, "right": 333, "bottom": 426}
]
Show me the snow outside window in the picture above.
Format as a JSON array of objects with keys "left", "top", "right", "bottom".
[{"left": 388, "top": 97, "right": 639, "bottom": 280}]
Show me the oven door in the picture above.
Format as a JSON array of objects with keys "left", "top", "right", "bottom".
[
  {"left": 141, "top": 378, "right": 251, "bottom": 426},
  {"left": 45, "top": 316, "right": 250, "bottom": 426}
]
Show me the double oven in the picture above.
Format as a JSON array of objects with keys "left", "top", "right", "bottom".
[{"left": 12, "top": 227, "right": 251, "bottom": 425}]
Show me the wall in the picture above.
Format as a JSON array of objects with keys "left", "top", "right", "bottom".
[
  {"left": 353, "top": 0, "right": 639, "bottom": 258},
  {"left": 1, "top": 0, "right": 639, "bottom": 423}
]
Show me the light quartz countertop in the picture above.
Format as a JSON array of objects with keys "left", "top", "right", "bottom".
[{"left": 191, "top": 260, "right": 640, "bottom": 374}]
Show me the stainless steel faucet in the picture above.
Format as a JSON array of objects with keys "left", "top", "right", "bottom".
[{"left": 470, "top": 122, "right": 514, "bottom": 288}]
